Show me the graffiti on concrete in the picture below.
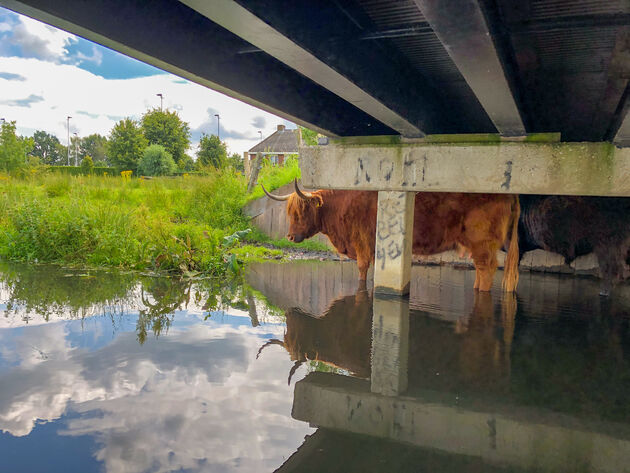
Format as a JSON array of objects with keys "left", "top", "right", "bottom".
[
  {"left": 354, "top": 155, "right": 427, "bottom": 188},
  {"left": 375, "top": 192, "right": 408, "bottom": 270}
]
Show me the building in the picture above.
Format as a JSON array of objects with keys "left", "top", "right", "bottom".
[{"left": 243, "top": 125, "right": 301, "bottom": 179}]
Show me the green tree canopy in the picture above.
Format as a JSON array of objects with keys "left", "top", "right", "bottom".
[
  {"left": 178, "top": 153, "right": 195, "bottom": 172},
  {"left": 196, "top": 133, "right": 227, "bottom": 169},
  {"left": 226, "top": 152, "right": 244, "bottom": 172},
  {"left": 139, "top": 144, "right": 176, "bottom": 176},
  {"left": 107, "top": 118, "right": 147, "bottom": 173},
  {"left": 32, "top": 130, "right": 63, "bottom": 165},
  {"left": 79, "top": 133, "right": 109, "bottom": 165},
  {"left": 0, "top": 121, "right": 32, "bottom": 172},
  {"left": 141, "top": 108, "right": 190, "bottom": 166}
]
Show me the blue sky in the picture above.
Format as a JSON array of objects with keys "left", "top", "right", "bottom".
[{"left": 0, "top": 7, "right": 292, "bottom": 155}]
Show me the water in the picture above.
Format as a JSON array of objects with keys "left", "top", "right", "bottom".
[{"left": 1, "top": 261, "right": 630, "bottom": 472}]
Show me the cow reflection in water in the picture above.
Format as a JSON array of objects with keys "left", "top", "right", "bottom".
[
  {"left": 257, "top": 286, "right": 517, "bottom": 388},
  {"left": 257, "top": 284, "right": 373, "bottom": 383},
  {"left": 447, "top": 292, "right": 516, "bottom": 391}
]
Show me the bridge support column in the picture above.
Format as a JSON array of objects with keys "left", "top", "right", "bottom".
[
  {"left": 371, "top": 296, "right": 410, "bottom": 396},
  {"left": 373, "top": 191, "right": 415, "bottom": 296}
]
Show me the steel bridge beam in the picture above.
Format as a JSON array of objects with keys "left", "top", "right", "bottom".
[
  {"left": 179, "top": 0, "right": 455, "bottom": 138},
  {"left": 414, "top": 0, "right": 526, "bottom": 136}
]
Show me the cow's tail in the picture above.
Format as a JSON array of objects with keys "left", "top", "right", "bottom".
[{"left": 502, "top": 196, "right": 520, "bottom": 292}]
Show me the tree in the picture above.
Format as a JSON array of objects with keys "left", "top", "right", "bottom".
[
  {"left": 80, "top": 155, "right": 94, "bottom": 174},
  {"left": 178, "top": 154, "right": 195, "bottom": 172},
  {"left": 31, "top": 130, "right": 63, "bottom": 165},
  {"left": 79, "top": 133, "right": 108, "bottom": 165},
  {"left": 226, "top": 152, "right": 244, "bottom": 172},
  {"left": 139, "top": 144, "right": 176, "bottom": 176},
  {"left": 196, "top": 133, "right": 227, "bottom": 169},
  {"left": 107, "top": 118, "right": 147, "bottom": 173},
  {"left": 0, "top": 121, "right": 32, "bottom": 172},
  {"left": 141, "top": 108, "right": 190, "bottom": 166}
]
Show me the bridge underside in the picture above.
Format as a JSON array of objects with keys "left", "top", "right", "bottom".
[{"left": 2, "top": 0, "right": 630, "bottom": 294}]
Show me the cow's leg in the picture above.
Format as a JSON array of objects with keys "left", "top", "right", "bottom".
[
  {"left": 373, "top": 191, "right": 415, "bottom": 296},
  {"left": 470, "top": 242, "right": 499, "bottom": 292},
  {"left": 357, "top": 255, "right": 371, "bottom": 281}
]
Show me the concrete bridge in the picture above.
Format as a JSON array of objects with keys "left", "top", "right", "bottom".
[{"left": 3, "top": 0, "right": 626, "bottom": 294}]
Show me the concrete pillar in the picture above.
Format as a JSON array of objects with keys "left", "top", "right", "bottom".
[
  {"left": 373, "top": 191, "right": 415, "bottom": 296},
  {"left": 370, "top": 295, "right": 410, "bottom": 396}
]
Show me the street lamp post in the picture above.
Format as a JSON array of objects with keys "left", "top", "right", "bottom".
[
  {"left": 157, "top": 93, "right": 163, "bottom": 111},
  {"left": 73, "top": 132, "right": 78, "bottom": 166},
  {"left": 66, "top": 116, "right": 72, "bottom": 166},
  {"left": 214, "top": 114, "right": 220, "bottom": 139}
]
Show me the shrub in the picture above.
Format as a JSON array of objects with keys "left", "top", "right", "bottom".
[
  {"left": 139, "top": 144, "right": 177, "bottom": 176},
  {"left": 80, "top": 155, "right": 94, "bottom": 175}
]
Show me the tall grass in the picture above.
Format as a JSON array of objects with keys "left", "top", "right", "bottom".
[
  {"left": 0, "top": 171, "right": 249, "bottom": 275},
  {"left": 0, "top": 161, "right": 327, "bottom": 275},
  {"left": 246, "top": 156, "right": 301, "bottom": 201}
]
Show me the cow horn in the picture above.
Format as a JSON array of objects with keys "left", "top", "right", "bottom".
[
  {"left": 261, "top": 184, "right": 291, "bottom": 201},
  {"left": 256, "top": 339, "right": 286, "bottom": 359},
  {"left": 288, "top": 360, "right": 304, "bottom": 385},
  {"left": 294, "top": 179, "right": 314, "bottom": 200}
]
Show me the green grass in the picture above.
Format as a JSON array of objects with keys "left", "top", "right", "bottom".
[
  {"left": 246, "top": 227, "right": 330, "bottom": 252},
  {"left": 229, "top": 244, "right": 284, "bottom": 261},
  {"left": 246, "top": 155, "right": 301, "bottom": 202},
  {"left": 0, "top": 162, "right": 331, "bottom": 276},
  {"left": 0, "top": 171, "right": 249, "bottom": 275}
]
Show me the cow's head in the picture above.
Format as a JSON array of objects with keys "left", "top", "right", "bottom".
[
  {"left": 256, "top": 292, "right": 373, "bottom": 384},
  {"left": 261, "top": 179, "right": 324, "bottom": 243}
]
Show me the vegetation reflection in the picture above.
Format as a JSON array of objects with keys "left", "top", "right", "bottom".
[{"left": 0, "top": 263, "right": 283, "bottom": 343}]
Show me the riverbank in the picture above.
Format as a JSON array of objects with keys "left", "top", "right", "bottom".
[{"left": 0, "top": 171, "right": 325, "bottom": 276}]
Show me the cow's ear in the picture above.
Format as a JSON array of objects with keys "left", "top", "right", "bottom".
[{"left": 313, "top": 195, "right": 324, "bottom": 208}]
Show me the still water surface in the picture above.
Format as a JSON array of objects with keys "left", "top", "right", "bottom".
[{"left": 1, "top": 261, "right": 630, "bottom": 472}]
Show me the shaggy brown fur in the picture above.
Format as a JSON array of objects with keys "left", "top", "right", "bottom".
[{"left": 284, "top": 191, "right": 520, "bottom": 292}]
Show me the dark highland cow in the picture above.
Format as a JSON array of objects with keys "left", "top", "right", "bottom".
[
  {"left": 518, "top": 195, "right": 630, "bottom": 295},
  {"left": 263, "top": 180, "right": 520, "bottom": 292}
]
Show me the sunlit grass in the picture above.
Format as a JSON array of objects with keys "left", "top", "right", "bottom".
[
  {"left": 0, "top": 163, "right": 331, "bottom": 275},
  {"left": 246, "top": 156, "right": 301, "bottom": 201},
  {"left": 0, "top": 172, "right": 249, "bottom": 275}
]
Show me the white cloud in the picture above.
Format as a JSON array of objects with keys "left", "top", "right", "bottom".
[
  {"left": 0, "top": 22, "right": 11, "bottom": 33},
  {"left": 74, "top": 45, "right": 103, "bottom": 66},
  {"left": 0, "top": 318, "right": 312, "bottom": 473},
  {"left": 0, "top": 56, "right": 291, "bottom": 156},
  {"left": 10, "top": 15, "right": 76, "bottom": 61}
]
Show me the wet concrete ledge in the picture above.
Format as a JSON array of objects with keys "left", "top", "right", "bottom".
[{"left": 416, "top": 249, "right": 600, "bottom": 277}]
